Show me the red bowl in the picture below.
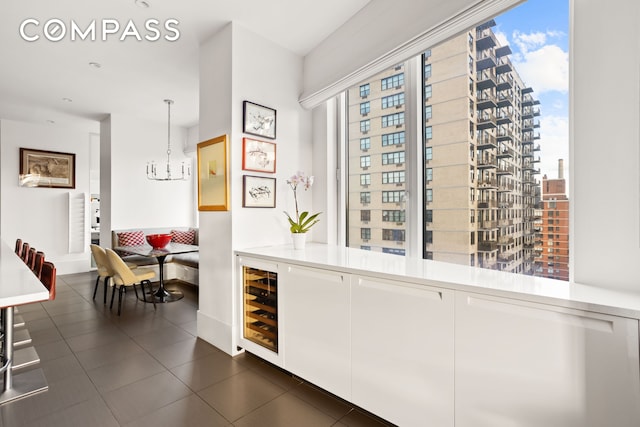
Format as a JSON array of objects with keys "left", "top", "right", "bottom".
[{"left": 146, "top": 234, "right": 172, "bottom": 249}]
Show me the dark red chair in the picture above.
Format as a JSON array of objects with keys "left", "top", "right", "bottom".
[
  {"left": 14, "top": 238, "right": 23, "bottom": 257},
  {"left": 26, "top": 247, "right": 37, "bottom": 269},
  {"left": 40, "top": 261, "right": 56, "bottom": 301},
  {"left": 21, "top": 242, "right": 30, "bottom": 263},
  {"left": 32, "top": 251, "right": 45, "bottom": 280}
]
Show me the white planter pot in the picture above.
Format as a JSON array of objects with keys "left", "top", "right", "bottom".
[{"left": 291, "top": 233, "right": 306, "bottom": 250}]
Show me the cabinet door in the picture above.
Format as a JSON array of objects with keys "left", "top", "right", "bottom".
[
  {"left": 281, "top": 265, "right": 351, "bottom": 400},
  {"left": 455, "top": 292, "right": 640, "bottom": 427},
  {"left": 352, "top": 275, "right": 455, "bottom": 427}
]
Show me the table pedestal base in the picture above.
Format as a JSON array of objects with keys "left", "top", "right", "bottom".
[
  {"left": 0, "top": 367, "right": 48, "bottom": 405},
  {"left": 151, "top": 286, "right": 184, "bottom": 303}
]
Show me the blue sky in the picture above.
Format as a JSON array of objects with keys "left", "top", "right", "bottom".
[{"left": 493, "top": 0, "right": 569, "bottom": 183}]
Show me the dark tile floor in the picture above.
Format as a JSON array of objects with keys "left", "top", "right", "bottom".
[{"left": 3, "top": 271, "right": 395, "bottom": 426}]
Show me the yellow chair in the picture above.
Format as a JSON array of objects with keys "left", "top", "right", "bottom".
[
  {"left": 105, "top": 248, "right": 156, "bottom": 315},
  {"left": 91, "top": 244, "right": 137, "bottom": 304}
]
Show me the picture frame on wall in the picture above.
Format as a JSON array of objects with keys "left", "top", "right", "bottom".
[
  {"left": 19, "top": 148, "right": 76, "bottom": 189},
  {"left": 242, "top": 175, "right": 276, "bottom": 208},
  {"left": 242, "top": 137, "right": 276, "bottom": 173},
  {"left": 197, "top": 134, "right": 229, "bottom": 211},
  {"left": 243, "top": 101, "right": 276, "bottom": 139}
]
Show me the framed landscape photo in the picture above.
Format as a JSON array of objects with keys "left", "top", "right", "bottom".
[
  {"left": 242, "top": 137, "right": 276, "bottom": 173},
  {"left": 19, "top": 148, "right": 76, "bottom": 189},
  {"left": 197, "top": 135, "right": 229, "bottom": 211},
  {"left": 243, "top": 101, "right": 276, "bottom": 139},
  {"left": 242, "top": 175, "right": 276, "bottom": 208}
]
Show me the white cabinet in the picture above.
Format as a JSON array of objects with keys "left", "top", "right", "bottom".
[
  {"left": 280, "top": 265, "right": 351, "bottom": 400},
  {"left": 455, "top": 292, "right": 640, "bottom": 427},
  {"left": 351, "top": 275, "right": 455, "bottom": 427}
]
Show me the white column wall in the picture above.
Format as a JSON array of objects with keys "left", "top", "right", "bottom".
[
  {"left": 197, "top": 22, "right": 311, "bottom": 355},
  {"left": 571, "top": 0, "right": 640, "bottom": 291}
]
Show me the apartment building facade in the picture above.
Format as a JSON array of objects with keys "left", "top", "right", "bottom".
[
  {"left": 536, "top": 160, "right": 570, "bottom": 280},
  {"left": 347, "top": 19, "right": 543, "bottom": 275}
]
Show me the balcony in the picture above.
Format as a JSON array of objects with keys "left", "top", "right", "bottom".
[
  {"left": 476, "top": 70, "right": 497, "bottom": 91},
  {"left": 477, "top": 155, "right": 497, "bottom": 169},
  {"left": 479, "top": 220, "right": 498, "bottom": 230},
  {"left": 497, "top": 113, "right": 512, "bottom": 126},
  {"left": 497, "top": 91, "right": 514, "bottom": 108},
  {"left": 477, "top": 200, "right": 498, "bottom": 209},
  {"left": 495, "top": 55, "right": 513, "bottom": 74},
  {"left": 498, "top": 235, "right": 514, "bottom": 245},
  {"left": 497, "top": 164, "right": 515, "bottom": 175},
  {"left": 476, "top": 50, "right": 497, "bottom": 71},
  {"left": 477, "top": 113, "right": 497, "bottom": 130},
  {"left": 477, "top": 179, "right": 498, "bottom": 189},
  {"left": 496, "top": 74, "right": 513, "bottom": 91},
  {"left": 497, "top": 147, "right": 515, "bottom": 158},
  {"left": 478, "top": 240, "right": 498, "bottom": 252},
  {"left": 477, "top": 93, "right": 497, "bottom": 110},
  {"left": 477, "top": 134, "right": 498, "bottom": 150}
]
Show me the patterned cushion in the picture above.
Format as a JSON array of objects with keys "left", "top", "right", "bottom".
[
  {"left": 171, "top": 229, "right": 196, "bottom": 245},
  {"left": 117, "top": 231, "right": 145, "bottom": 256}
]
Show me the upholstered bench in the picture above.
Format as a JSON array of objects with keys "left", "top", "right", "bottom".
[{"left": 111, "top": 227, "right": 199, "bottom": 286}]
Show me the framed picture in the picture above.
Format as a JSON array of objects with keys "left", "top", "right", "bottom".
[
  {"left": 242, "top": 137, "right": 276, "bottom": 173},
  {"left": 243, "top": 175, "right": 276, "bottom": 208},
  {"left": 197, "top": 135, "right": 229, "bottom": 211},
  {"left": 19, "top": 148, "right": 76, "bottom": 189},
  {"left": 243, "top": 101, "right": 276, "bottom": 139}
]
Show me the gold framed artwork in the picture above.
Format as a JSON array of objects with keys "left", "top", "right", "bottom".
[
  {"left": 19, "top": 148, "right": 76, "bottom": 189},
  {"left": 197, "top": 135, "right": 229, "bottom": 211}
]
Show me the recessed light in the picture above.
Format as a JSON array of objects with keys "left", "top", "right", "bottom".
[
  {"left": 135, "top": 0, "right": 150, "bottom": 8},
  {"left": 89, "top": 62, "right": 102, "bottom": 69},
  {"left": 62, "top": 97, "right": 72, "bottom": 102}
]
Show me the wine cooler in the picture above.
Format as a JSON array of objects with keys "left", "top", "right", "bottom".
[{"left": 242, "top": 266, "right": 278, "bottom": 353}]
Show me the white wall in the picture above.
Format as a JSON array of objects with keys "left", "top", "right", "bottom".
[
  {"left": 0, "top": 119, "right": 91, "bottom": 273},
  {"left": 102, "top": 113, "right": 195, "bottom": 241},
  {"left": 198, "top": 22, "right": 311, "bottom": 355},
  {"left": 571, "top": 0, "right": 640, "bottom": 291}
]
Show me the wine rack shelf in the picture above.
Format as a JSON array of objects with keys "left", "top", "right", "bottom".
[{"left": 242, "top": 267, "right": 278, "bottom": 353}]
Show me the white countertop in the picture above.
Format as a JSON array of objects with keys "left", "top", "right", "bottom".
[
  {"left": 0, "top": 240, "right": 49, "bottom": 308},
  {"left": 236, "top": 243, "right": 640, "bottom": 319}
]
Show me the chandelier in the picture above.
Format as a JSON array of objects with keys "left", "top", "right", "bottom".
[{"left": 146, "top": 99, "right": 191, "bottom": 181}]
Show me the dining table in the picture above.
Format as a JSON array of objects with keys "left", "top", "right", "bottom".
[
  {"left": 114, "top": 242, "right": 199, "bottom": 303},
  {"left": 0, "top": 239, "right": 50, "bottom": 404}
]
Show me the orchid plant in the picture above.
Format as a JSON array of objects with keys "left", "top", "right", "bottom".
[{"left": 284, "top": 171, "right": 321, "bottom": 233}]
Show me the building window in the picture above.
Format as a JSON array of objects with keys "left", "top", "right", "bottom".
[
  {"left": 360, "top": 174, "right": 371, "bottom": 186},
  {"left": 360, "top": 101, "right": 370, "bottom": 115},
  {"left": 360, "top": 155, "right": 371, "bottom": 168},
  {"left": 424, "top": 49, "right": 431, "bottom": 59},
  {"left": 382, "top": 190, "right": 404, "bottom": 203},
  {"left": 382, "top": 210, "right": 406, "bottom": 222},
  {"left": 360, "top": 192, "right": 371, "bottom": 204},
  {"left": 382, "top": 131, "right": 405, "bottom": 146},
  {"left": 361, "top": 228, "right": 371, "bottom": 240},
  {"left": 381, "top": 73, "right": 404, "bottom": 90},
  {"left": 425, "top": 105, "right": 432, "bottom": 120},
  {"left": 426, "top": 209, "right": 433, "bottom": 223},
  {"left": 382, "top": 171, "right": 405, "bottom": 184},
  {"left": 383, "top": 248, "right": 406, "bottom": 256},
  {"left": 425, "top": 146, "right": 433, "bottom": 161},
  {"left": 426, "top": 168, "right": 433, "bottom": 182},
  {"left": 361, "top": 210, "right": 371, "bottom": 221},
  {"left": 382, "top": 112, "right": 405, "bottom": 128},
  {"left": 360, "top": 83, "right": 370, "bottom": 97},
  {"left": 382, "top": 229, "right": 405, "bottom": 241},
  {"left": 426, "top": 230, "right": 433, "bottom": 243},
  {"left": 360, "top": 245, "right": 371, "bottom": 251},
  {"left": 360, "top": 137, "right": 370, "bottom": 150},
  {"left": 425, "top": 126, "right": 433, "bottom": 140},
  {"left": 425, "top": 84, "right": 432, "bottom": 99},
  {"left": 360, "top": 119, "right": 370, "bottom": 133},
  {"left": 382, "top": 93, "right": 405, "bottom": 109},
  {"left": 426, "top": 188, "right": 433, "bottom": 202},
  {"left": 424, "top": 64, "right": 432, "bottom": 79},
  {"left": 382, "top": 151, "right": 405, "bottom": 165}
]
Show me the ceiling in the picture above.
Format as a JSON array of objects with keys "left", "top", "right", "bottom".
[{"left": 0, "top": 0, "right": 370, "bottom": 131}]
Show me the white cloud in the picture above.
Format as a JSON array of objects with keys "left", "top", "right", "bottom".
[
  {"left": 513, "top": 44, "right": 568, "bottom": 94},
  {"left": 538, "top": 114, "right": 569, "bottom": 180}
]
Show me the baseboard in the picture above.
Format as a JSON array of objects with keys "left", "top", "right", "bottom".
[{"left": 197, "top": 310, "right": 242, "bottom": 356}]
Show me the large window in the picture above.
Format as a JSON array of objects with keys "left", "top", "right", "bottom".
[{"left": 346, "top": 1, "right": 569, "bottom": 280}]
